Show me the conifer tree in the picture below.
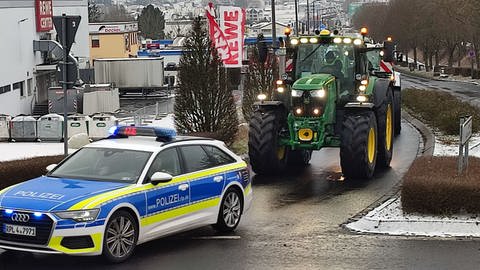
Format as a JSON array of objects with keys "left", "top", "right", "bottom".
[{"left": 175, "top": 17, "right": 239, "bottom": 144}]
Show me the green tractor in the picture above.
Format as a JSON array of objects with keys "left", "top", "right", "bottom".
[{"left": 248, "top": 29, "right": 401, "bottom": 179}]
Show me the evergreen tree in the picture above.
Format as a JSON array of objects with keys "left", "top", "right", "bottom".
[
  {"left": 138, "top": 5, "right": 165, "bottom": 40},
  {"left": 175, "top": 17, "right": 239, "bottom": 144}
]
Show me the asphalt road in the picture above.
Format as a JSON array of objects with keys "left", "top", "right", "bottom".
[
  {"left": 402, "top": 73, "right": 480, "bottom": 108},
  {"left": 2, "top": 76, "right": 480, "bottom": 269},
  {"left": 2, "top": 122, "right": 473, "bottom": 270}
]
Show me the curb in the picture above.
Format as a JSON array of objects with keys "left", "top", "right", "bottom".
[
  {"left": 401, "top": 110, "right": 435, "bottom": 156},
  {"left": 341, "top": 112, "right": 435, "bottom": 232}
]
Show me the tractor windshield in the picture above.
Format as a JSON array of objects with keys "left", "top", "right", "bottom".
[{"left": 295, "top": 43, "right": 355, "bottom": 91}]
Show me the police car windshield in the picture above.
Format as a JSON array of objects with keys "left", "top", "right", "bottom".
[{"left": 49, "top": 148, "right": 152, "bottom": 183}]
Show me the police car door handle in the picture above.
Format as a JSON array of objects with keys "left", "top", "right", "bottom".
[
  {"left": 178, "top": 184, "right": 189, "bottom": 191},
  {"left": 213, "top": 176, "right": 223, "bottom": 182}
]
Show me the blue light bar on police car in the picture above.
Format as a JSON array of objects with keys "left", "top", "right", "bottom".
[{"left": 109, "top": 126, "right": 177, "bottom": 141}]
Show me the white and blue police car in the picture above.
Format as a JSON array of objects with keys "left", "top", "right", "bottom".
[{"left": 0, "top": 126, "right": 252, "bottom": 262}]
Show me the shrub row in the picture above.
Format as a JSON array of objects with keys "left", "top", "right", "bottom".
[
  {"left": 0, "top": 155, "right": 64, "bottom": 190},
  {"left": 402, "top": 88, "right": 480, "bottom": 135},
  {"left": 433, "top": 66, "right": 480, "bottom": 79},
  {"left": 402, "top": 156, "right": 480, "bottom": 215}
]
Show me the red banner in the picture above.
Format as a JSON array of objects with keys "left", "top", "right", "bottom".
[
  {"left": 206, "top": 3, "right": 245, "bottom": 68},
  {"left": 35, "top": 0, "right": 53, "bottom": 32}
]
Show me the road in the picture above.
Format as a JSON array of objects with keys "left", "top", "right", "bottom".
[
  {"left": 2, "top": 75, "right": 480, "bottom": 269},
  {"left": 4, "top": 122, "right": 479, "bottom": 270},
  {"left": 402, "top": 73, "right": 480, "bottom": 108}
]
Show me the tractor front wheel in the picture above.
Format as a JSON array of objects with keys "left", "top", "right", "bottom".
[
  {"left": 393, "top": 90, "right": 401, "bottom": 136},
  {"left": 340, "top": 111, "right": 378, "bottom": 179},
  {"left": 248, "top": 110, "right": 287, "bottom": 175}
]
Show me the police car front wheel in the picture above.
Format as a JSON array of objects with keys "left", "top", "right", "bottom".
[
  {"left": 213, "top": 188, "right": 243, "bottom": 232},
  {"left": 102, "top": 210, "right": 138, "bottom": 263}
]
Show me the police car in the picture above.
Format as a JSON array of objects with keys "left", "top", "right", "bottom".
[{"left": 0, "top": 126, "right": 252, "bottom": 262}]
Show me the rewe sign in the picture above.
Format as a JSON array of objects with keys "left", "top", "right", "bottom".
[
  {"left": 35, "top": 0, "right": 53, "bottom": 32},
  {"left": 206, "top": 3, "right": 245, "bottom": 68}
]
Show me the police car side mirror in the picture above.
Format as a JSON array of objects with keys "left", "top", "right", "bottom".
[
  {"left": 150, "top": 172, "right": 173, "bottom": 185},
  {"left": 46, "top": 164, "right": 57, "bottom": 173}
]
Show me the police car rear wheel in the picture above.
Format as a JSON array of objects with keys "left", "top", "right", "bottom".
[
  {"left": 103, "top": 210, "right": 138, "bottom": 263},
  {"left": 213, "top": 188, "right": 243, "bottom": 232}
]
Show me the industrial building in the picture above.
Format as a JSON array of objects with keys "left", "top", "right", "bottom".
[{"left": 0, "top": 0, "right": 89, "bottom": 116}]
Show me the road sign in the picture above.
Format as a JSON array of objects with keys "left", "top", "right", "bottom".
[
  {"left": 458, "top": 115, "right": 473, "bottom": 174},
  {"left": 53, "top": 15, "right": 81, "bottom": 55}
]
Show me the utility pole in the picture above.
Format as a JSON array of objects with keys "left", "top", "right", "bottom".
[
  {"left": 271, "top": 0, "right": 277, "bottom": 48},
  {"left": 61, "top": 15, "right": 68, "bottom": 156},
  {"left": 306, "top": 0, "right": 310, "bottom": 34},
  {"left": 294, "top": 0, "right": 299, "bottom": 35}
]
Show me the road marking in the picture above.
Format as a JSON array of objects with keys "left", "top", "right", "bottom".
[{"left": 192, "top": 236, "right": 241, "bottom": 240}]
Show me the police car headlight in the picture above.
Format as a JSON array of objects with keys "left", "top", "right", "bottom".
[{"left": 55, "top": 209, "right": 100, "bottom": 222}]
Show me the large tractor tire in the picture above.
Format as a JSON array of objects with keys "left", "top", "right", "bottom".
[
  {"left": 376, "top": 89, "right": 394, "bottom": 168},
  {"left": 340, "top": 111, "right": 378, "bottom": 179},
  {"left": 393, "top": 90, "right": 401, "bottom": 136},
  {"left": 248, "top": 110, "right": 287, "bottom": 175},
  {"left": 287, "top": 149, "right": 312, "bottom": 167}
]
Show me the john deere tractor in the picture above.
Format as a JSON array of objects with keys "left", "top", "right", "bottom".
[{"left": 248, "top": 28, "right": 401, "bottom": 179}]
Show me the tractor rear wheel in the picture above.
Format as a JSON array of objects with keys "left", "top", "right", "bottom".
[
  {"left": 248, "top": 110, "right": 287, "bottom": 175},
  {"left": 377, "top": 90, "right": 394, "bottom": 168},
  {"left": 394, "top": 90, "right": 401, "bottom": 136},
  {"left": 340, "top": 111, "right": 378, "bottom": 179},
  {"left": 287, "top": 149, "right": 312, "bottom": 166}
]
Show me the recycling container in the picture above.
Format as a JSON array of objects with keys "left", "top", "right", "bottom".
[
  {"left": 0, "top": 115, "right": 11, "bottom": 141},
  {"left": 67, "top": 115, "right": 91, "bottom": 138},
  {"left": 37, "top": 114, "right": 64, "bottom": 141},
  {"left": 88, "top": 113, "right": 118, "bottom": 140},
  {"left": 10, "top": 115, "right": 37, "bottom": 141}
]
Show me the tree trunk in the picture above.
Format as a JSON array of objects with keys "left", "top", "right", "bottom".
[
  {"left": 429, "top": 54, "right": 433, "bottom": 71},
  {"left": 448, "top": 47, "right": 455, "bottom": 68},
  {"left": 413, "top": 47, "right": 418, "bottom": 69},
  {"left": 435, "top": 51, "right": 439, "bottom": 66}
]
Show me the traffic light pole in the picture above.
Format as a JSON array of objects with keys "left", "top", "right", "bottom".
[{"left": 61, "top": 14, "right": 68, "bottom": 156}]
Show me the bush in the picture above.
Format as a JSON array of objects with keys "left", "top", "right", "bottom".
[
  {"left": 402, "top": 156, "right": 480, "bottom": 215},
  {"left": 0, "top": 155, "right": 64, "bottom": 190},
  {"left": 402, "top": 88, "right": 480, "bottom": 135}
]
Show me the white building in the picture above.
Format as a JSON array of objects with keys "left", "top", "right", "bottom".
[{"left": 0, "top": 0, "right": 89, "bottom": 116}]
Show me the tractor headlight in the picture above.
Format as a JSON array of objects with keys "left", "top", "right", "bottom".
[
  {"left": 310, "top": 89, "right": 326, "bottom": 98},
  {"left": 359, "top": 85, "right": 367, "bottom": 92},
  {"left": 257, "top": 93, "right": 267, "bottom": 101},
  {"left": 356, "top": 95, "right": 368, "bottom": 103},
  {"left": 55, "top": 209, "right": 100, "bottom": 222},
  {"left": 291, "top": 90, "right": 303, "bottom": 97},
  {"left": 277, "top": 86, "right": 285, "bottom": 93}
]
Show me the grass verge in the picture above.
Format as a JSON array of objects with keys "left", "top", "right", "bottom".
[
  {"left": 0, "top": 155, "right": 64, "bottom": 190},
  {"left": 401, "top": 156, "right": 480, "bottom": 215},
  {"left": 402, "top": 88, "right": 480, "bottom": 135}
]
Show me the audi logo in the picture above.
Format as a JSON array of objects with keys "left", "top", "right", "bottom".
[{"left": 11, "top": 213, "right": 30, "bottom": 223}]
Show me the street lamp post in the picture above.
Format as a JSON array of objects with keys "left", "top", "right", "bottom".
[
  {"left": 294, "top": 0, "right": 299, "bottom": 35},
  {"left": 306, "top": 0, "right": 310, "bottom": 34},
  {"left": 271, "top": 0, "right": 277, "bottom": 48}
]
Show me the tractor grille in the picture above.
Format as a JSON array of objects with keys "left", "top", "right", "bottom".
[
  {"left": 0, "top": 211, "right": 54, "bottom": 245},
  {"left": 292, "top": 91, "right": 327, "bottom": 117}
]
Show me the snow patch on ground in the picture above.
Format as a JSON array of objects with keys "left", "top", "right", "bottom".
[
  {"left": 0, "top": 114, "right": 176, "bottom": 163},
  {"left": 0, "top": 143, "right": 65, "bottom": 162},
  {"left": 434, "top": 134, "right": 480, "bottom": 157},
  {"left": 346, "top": 197, "right": 480, "bottom": 237}
]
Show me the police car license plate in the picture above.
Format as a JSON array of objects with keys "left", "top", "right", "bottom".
[{"left": 3, "top": 224, "right": 36, "bottom": 237}]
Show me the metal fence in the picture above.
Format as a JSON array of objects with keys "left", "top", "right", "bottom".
[{"left": 132, "top": 97, "right": 175, "bottom": 126}]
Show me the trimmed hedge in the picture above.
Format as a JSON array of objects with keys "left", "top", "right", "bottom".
[
  {"left": 402, "top": 88, "right": 480, "bottom": 135},
  {"left": 0, "top": 155, "right": 64, "bottom": 190},
  {"left": 402, "top": 156, "right": 480, "bottom": 215}
]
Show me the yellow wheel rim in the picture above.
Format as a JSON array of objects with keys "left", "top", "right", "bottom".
[
  {"left": 277, "top": 146, "right": 286, "bottom": 160},
  {"left": 386, "top": 104, "right": 393, "bottom": 151},
  {"left": 367, "top": 127, "right": 376, "bottom": 164}
]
